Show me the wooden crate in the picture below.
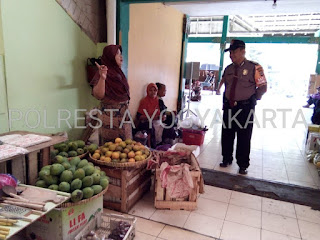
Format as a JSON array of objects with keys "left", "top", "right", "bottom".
[
  {"left": 154, "top": 154, "right": 201, "bottom": 210},
  {"left": 0, "top": 131, "right": 67, "bottom": 185},
  {"left": 100, "top": 165, "right": 151, "bottom": 213}
]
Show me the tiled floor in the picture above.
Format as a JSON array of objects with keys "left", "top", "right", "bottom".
[
  {"left": 123, "top": 185, "right": 320, "bottom": 240},
  {"left": 190, "top": 91, "right": 320, "bottom": 189},
  {"left": 105, "top": 91, "right": 320, "bottom": 240}
]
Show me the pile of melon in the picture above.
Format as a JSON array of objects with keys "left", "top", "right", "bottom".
[
  {"left": 91, "top": 138, "right": 150, "bottom": 163},
  {"left": 35, "top": 156, "right": 109, "bottom": 203},
  {"left": 51, "top": 140, "right": 91, "bottom": 159}
]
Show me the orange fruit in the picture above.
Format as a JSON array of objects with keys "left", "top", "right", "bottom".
[
  {"left": 133, "top": 145, "right": 140, "bottom": 152},
  {"left": 115, "top": 146, "right": 123, "bottom": 152},
  {"left": 109, "top": 144, "right": 116, "bottom": 151},
  {"left": 120, "top": 153, "right": 127, "bottom": 159},
  {"left": 101, "top": 147, "right": 108, "bottom": 154},
  {"left": 135, "top": 155, "right": 141, "bottom": 161},
  {"left": 111, "top": 152, "right": 120, "bottom": 159},
  {"left": 92, "top": 153, "right": 100, "bottom": 159},
  {"left": 115, "top": 138, "right": 122, "bottom": 143},
  {"left": 125, "top": 139, "right": 133, "bottom": 145},
  {"left": 135, "top": 151, "right": 142, "bottom": 156},
  {"left": 106, "top": 151, "right": 113, "bottom": 157},
  {"left": 128, "top": 151, "right": 135, "bottom": 158},
  {"left": 95, "top": 149, "right": 101, "bottom": 154},
  {"left": 128, "top": 158, "right": 135, "bottom": 162},
  {"left": 119, "top": 142, "right": 127, "bottom": 148},
  {"left": 126, "top": 145, "right": 133, "bottom": 151},
  {"left": 105, "top": 157, "right": 111, "bottom": 163},
  {"left": 100, "top": 156, "right": 106, "bottom": 161},
  {"left": 139, "top": 145, "right": 145, "bottom": 150},
  {"left": 123, "top": 148, "right": 130, "bottom": 154}
]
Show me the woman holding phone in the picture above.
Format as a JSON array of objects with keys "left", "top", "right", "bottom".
[{"left": 90, "top": 45, "right": 131, "bottom": 144}]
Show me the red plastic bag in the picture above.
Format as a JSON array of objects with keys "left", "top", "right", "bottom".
[{"left": 0, "top": 174, "right": 18, "bottom": 189}]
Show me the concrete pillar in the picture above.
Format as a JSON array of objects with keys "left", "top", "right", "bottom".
[{"left": 106, "top": 0, "right": 116, "bottom": 44}]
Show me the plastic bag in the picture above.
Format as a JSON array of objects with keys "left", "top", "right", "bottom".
[
  {"left": 134, "top": 131, "right": 148, "bottom": 145},
  {"left": 306, "top": 150, "right": 317, "bottom": 163},
  {"left": 0, "top": 174, "right": 18, "bottom": 189}
]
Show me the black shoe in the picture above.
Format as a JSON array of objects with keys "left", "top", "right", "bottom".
[
  {"left": 239, "top": 168, "right": 248, "bottom": 175},
  {"left": 219, "top": 162, "right": 232, "bottom": 168}
]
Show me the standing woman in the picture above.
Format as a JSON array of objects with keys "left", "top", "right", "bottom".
[{"left": 90, "top": 45, "right": 131, "bottom": 144}]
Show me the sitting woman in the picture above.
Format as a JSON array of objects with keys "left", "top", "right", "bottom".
[
  {"left": 303, "top": 86, "right": 320, "bottom": 124},
  {"left": 136, "top": 83, "right": 161, "bottom": 148},
  {"left": 200, "top": 71, "right": 214, "bottom": 89},
  {"left": 156, "top": 82, "right": 177, "bottom": 144}
]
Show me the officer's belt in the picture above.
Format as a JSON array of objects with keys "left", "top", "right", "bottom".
[{"left": 224, "top": 98, "right": 251, "bottom": 106}]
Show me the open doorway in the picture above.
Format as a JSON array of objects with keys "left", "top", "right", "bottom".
[{"left": 187, "top": 42, "right": 318, "bottom": 99}]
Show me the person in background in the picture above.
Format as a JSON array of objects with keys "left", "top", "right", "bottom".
[
  {"left": 136, "top": 83, "right": 161, "bottom": 148},
  {"left": 303, "top": 86, "right": 320, "bottom": 124},
  {"left": 219, "top": 39, "right": 267, "bottom": 175},
  {"left": 90, "top": 45, "right": 131, "bottom": 144},
  {"left": 156, "top": 82, "right": 176, "bottom": 144},
  {"left": 156, "top": 82, "right": 167, "bottom": 112},
  {"left": 201, "top": 71, "right": 215, "bottom": 89}
]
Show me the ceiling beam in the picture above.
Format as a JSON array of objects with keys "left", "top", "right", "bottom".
[{"left": 232, "top": 16, "right": 257, "bottom": 32}]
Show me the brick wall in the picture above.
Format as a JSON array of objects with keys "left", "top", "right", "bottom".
[{"left": 56, "top": 0, "right": 107, "bottom": 43}]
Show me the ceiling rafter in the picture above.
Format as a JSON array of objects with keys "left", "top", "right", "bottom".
[{"left": 190, "top": 13, "right": 320, "bottom": 36}]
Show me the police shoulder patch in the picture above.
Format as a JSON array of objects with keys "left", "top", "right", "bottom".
[{"left": 248, "top": 60, "right": 259, "bottom": 65}]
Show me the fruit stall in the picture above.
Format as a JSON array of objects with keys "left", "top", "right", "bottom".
[
  {"left": 0, "top": 132, "right": 135, "bottom": 240},
  {"left": 0, "top": 131, "right": 67, "bottom": 185},
  {"left": 0, "top": 129, "right": 204, "bottom": 239},
  {"left": 88, "top": 138, "right": 152, "bottom": 213}
]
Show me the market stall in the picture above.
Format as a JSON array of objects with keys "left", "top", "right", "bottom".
[
  {"left": 0, "top": 131, "right": 67, "bottom": 185},
  {"left": 88, "top": 138, "right": 152, "bottom": 213},
  {"left": 0, "top": 130, "right": 204, "bottom": 239},
  {"left": 0, "top": 183, "right": 70, "bottom": 240}
]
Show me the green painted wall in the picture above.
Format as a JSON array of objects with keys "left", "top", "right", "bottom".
[
  {"left": 0, "top": 3, "right": 9, "bottom": 133},
  {"left": 0, "top": 4, "right": 4, "bottom": 55},
  {"left": 1, "top": 0, "right": 99, "bottom": 139},
  {"left": 96, "top": 43, "right": 108, "bottom": 58}
]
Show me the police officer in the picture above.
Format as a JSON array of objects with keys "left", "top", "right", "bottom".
[{"left": 219, "top": 39, "right": 267, "bottom": 174}]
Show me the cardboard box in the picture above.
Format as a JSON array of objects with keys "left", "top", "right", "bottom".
[
  {"left": 154, "top": 153, "right": 202, "bottom": 210},
  {"left": 308, "top": 124, "right": 320, "bottom": 133},
  {"left": 306, "top": 132, "right": 320, "bottom": 152},
  {"left": 308, "top": 74, "right": 320, "bottom": 95},
  {"left": 25, "top": 195, "right": 103, "bottom": 240}
]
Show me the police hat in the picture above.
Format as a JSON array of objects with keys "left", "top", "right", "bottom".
[{"left": 224, "top": 39, "right": 246, "bottom": 52}]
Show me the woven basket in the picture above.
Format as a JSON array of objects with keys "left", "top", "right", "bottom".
[
  {"left": 88, "top": 153, "right": 150, "bottom": 169},
  {"left": 59, "top": 185, "right": 108, "bottom": 208},
  {"left": 67, "top": 150, "right": 89, "bottom": 161}
]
